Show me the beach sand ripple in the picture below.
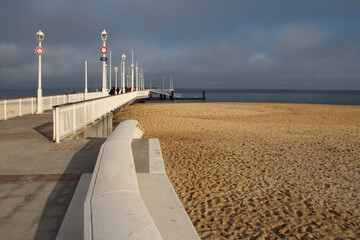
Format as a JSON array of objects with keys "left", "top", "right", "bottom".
[{"left": 113, "top": 103, "right": 360, "bottom": 239}]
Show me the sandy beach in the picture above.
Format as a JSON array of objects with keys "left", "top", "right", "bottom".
[{"left": 113, "top": 102, "right": 360, "bottom": 239}]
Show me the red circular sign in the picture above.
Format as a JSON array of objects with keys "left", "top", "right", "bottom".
[
  {"left": 35, "top": 47, "right": 44, "bottom": 55},
  {"left": 100, "top": 47, "right": 108, "bottom": 54}
]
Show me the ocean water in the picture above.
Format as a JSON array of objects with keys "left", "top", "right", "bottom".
[
  {"left": 0, "top": 88, "right": 359, "bottom": 106},
  {"left": 165, "top": 89, "right": 360, "bottom": 106}
]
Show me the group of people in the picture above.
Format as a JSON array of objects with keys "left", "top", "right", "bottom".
[
  {"left": 109, "top": 87, "right": 139, "bottom": 96},
  {"left": 109, "top": 87, "right": 121, "bottom": 95}
]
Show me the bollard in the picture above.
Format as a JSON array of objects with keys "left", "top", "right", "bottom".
[
  {"left": 19, "top": 99, "right": 22, "bottom": 117},
  {"left": 4, "top": 100, "right": 7, "bottom": 120},
  {"left": 31, "top": 98, "right": 34, "bottom": 114}
]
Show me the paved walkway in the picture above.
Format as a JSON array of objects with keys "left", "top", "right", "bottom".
[{"left": 0, "top": 111, "right": 104, "bottom": 239}]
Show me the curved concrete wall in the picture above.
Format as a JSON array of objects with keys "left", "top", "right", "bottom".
[{"left": 84, "top": 120, "right": 162, "bottom": 240}]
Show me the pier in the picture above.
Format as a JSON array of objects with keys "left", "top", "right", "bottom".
[{"left": 0, "top": 89, "right": 199, "bottom": 239}]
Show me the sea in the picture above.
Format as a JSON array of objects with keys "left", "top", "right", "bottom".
[
  {"left": 153, "top": 89, "right": 360, "bottom": 106},
  {"left": 0, "top": 89, "right": 359, "bottom": 106}
]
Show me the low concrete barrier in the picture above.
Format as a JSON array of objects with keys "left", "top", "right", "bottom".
[
  {"left": 57, "top": 120, "right": 199, "bottom": 239},
  {"left": 84, "top": 120, "right": 162, "bottom": 239}
]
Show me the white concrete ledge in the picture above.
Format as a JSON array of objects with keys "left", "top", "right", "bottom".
[
  {"left": 84, "top": 120, "right": 162, "bottom": 240},
  {"left": 138, "top": 173, "right": 199, "bottom": 240},
  {"left": 149, "top": 139, "right": 166, "bottom": 173},
  {"left": 90, "top": 192, "right": 162, "bottom": 239},
  {"left": 58, "top": 120, "right": 199, "bottom": 239}
]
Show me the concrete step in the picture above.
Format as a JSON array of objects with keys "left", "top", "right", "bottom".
[
  {"left": 132, "top": 138, "right": 199, "bottom": 240},
  {"left": 137, "top": 173, "right": 199, "bottom": 240}
]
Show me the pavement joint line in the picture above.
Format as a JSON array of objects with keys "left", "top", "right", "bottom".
[{"left": 0, "top": 174, "right": 82, "bottom": 182}]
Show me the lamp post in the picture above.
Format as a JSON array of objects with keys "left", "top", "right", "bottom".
[
  {"left": 114, "top": 67, "right": 118, "bottom": 93},
  {"left": 121, "top": 54, "right": 126, "bottom": 93},
  {"left": 131, "top": 50, "right": 134, "bottom": 91},
  {"left": 101, "top": 30, "right": 107, "bottom": 94},
  {"left": 36, "top": 30, "right": 44, "bottom": 114},
  {"left": 109, "top": 50, "right": 112, "bottom": 91},
  {"left": 85, "top": 61, "right": 88, "bottom": 100},
  {"left": 141, "top": 68, "right": 144, "bottom": 90},
  {"left": 136, "top": 60, "right": 139, "bottom": 91}
]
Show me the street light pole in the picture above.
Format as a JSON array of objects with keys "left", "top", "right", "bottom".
[
  {"left": 85, "top": 61, "right": 88, "bottom": 100},
  {"left": 36, "top": 30, "right": 44, "bottom": 114},
  {"left": 109, "top": 50, "right": 112, "bottom": 91},
  {"left": 101, "top": 30, "right": 107, "bottom": 94},
  {"left": 141, "top": 68, "right": 144, "bottom": 90},
  {"left": 131, "top": 50, "right": 134, "bottom": 91},
  {"left": 114, "top": 66, "right": 118, "bottom": 93},
  {"left": 136, "top": 60, "right": 138, "bottom": 91},
  {"left": 121, "top": 54, "right": 126, "bottom": 94}
]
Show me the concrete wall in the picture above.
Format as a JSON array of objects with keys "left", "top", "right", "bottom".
[{"left": 84, "top": 120, "right": 163, "bottom": 240}]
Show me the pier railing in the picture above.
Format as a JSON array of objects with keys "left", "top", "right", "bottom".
[
  {"left": 53, "top": 90, "right": 149, "bottom": 143},
  {"left": 0, "top": 91, "right": 106, "bottom": 120}
]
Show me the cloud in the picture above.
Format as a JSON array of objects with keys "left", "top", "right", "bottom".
[
  {"left": 248, "top": 53, "right": 272, "bottom": 65},
  {"left": 0, "top": 0, "right": 360, "bottom": 90}
]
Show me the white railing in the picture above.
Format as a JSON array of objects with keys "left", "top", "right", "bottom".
[
  {"left": 0, "top": 91, "right": 107, "bottom": 121},
  {"left": 53, "top": 90, "right": 149, "bottom": 143},
  {"left": 150, "top": 89, "right": 181, "bottom": 98},
  {"left": 0, "top": 97, "right": 36, "bottom": 120}
]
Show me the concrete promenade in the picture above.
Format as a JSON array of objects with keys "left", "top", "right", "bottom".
[{"left": 0, "top": 111, "right": 104, "bottom": 239}]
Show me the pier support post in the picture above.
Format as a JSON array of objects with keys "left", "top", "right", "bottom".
[{"left": 170, "top": 91, "right": 174, "bottom": 100}]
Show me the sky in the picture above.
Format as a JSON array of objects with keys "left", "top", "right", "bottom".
[{"left": 0, "top": 0, "right": 360, "bottom": 91}]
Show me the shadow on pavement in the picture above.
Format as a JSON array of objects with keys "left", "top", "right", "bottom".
[
  {"left": 33, "top": 122, "right": 53, "bottom": 141},
  {"left": 33, "top": 137, "right": 106, "bottom": 239}
]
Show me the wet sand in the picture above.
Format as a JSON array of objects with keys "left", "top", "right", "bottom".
[{"left": 113, "top": 102, "right": 360, "bottom": 239}]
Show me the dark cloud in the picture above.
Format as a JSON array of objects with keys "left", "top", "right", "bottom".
[{"left": 0, "top": 0, "right": 359, "bottom": 91}]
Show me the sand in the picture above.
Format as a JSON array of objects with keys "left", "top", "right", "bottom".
[{"left": 113, "top": 102, "right": 360, "bottom": 239}]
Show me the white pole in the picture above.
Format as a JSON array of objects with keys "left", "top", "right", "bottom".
[
  {"left": 85, "top": 61, "right": 88, "bottom": 100},
  {"left": 136, "top": 60, "right": 138, "bottom": 91},
  {"left": 37, "top": 41, "right": 43, "bottom": 114},
  {"left": 120, "top": 61, "right": 122, "bottom": 92},
  {"left": 114, "top": 67, "right": 118, "bottom": 92},
  {"left": 109, "top": 50, "right": 112, "bottom": 90},
  {"left": 127, "top": 67, "right": 130, "bottom": 89},
  {"left": 163, "top": 76, "right": 164, "bottom": 89},
  {"left": 101, "top": 31, "right": 107, "bottom": 94},
  {"left": 141, "top": 68, "right": 144, "bottom": 90},
  {"left": 121, "top": 54, "right": 126, "bottom": 93},
  {"left": 131, "top": 50, "right": 134, "bottom": 91},
  {"left": 19, "top": 99, "right": 22, "bottom": 117},
  {"left": 4, "top": 100, "right": 7, "bottom": 120}
]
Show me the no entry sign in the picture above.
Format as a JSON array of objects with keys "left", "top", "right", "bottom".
[
  {"left": 35, "top": 47, "right": 44, "bottom": 55},
  {"left": 100, "top": 47, "right": 108, "bottom": 54}
]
